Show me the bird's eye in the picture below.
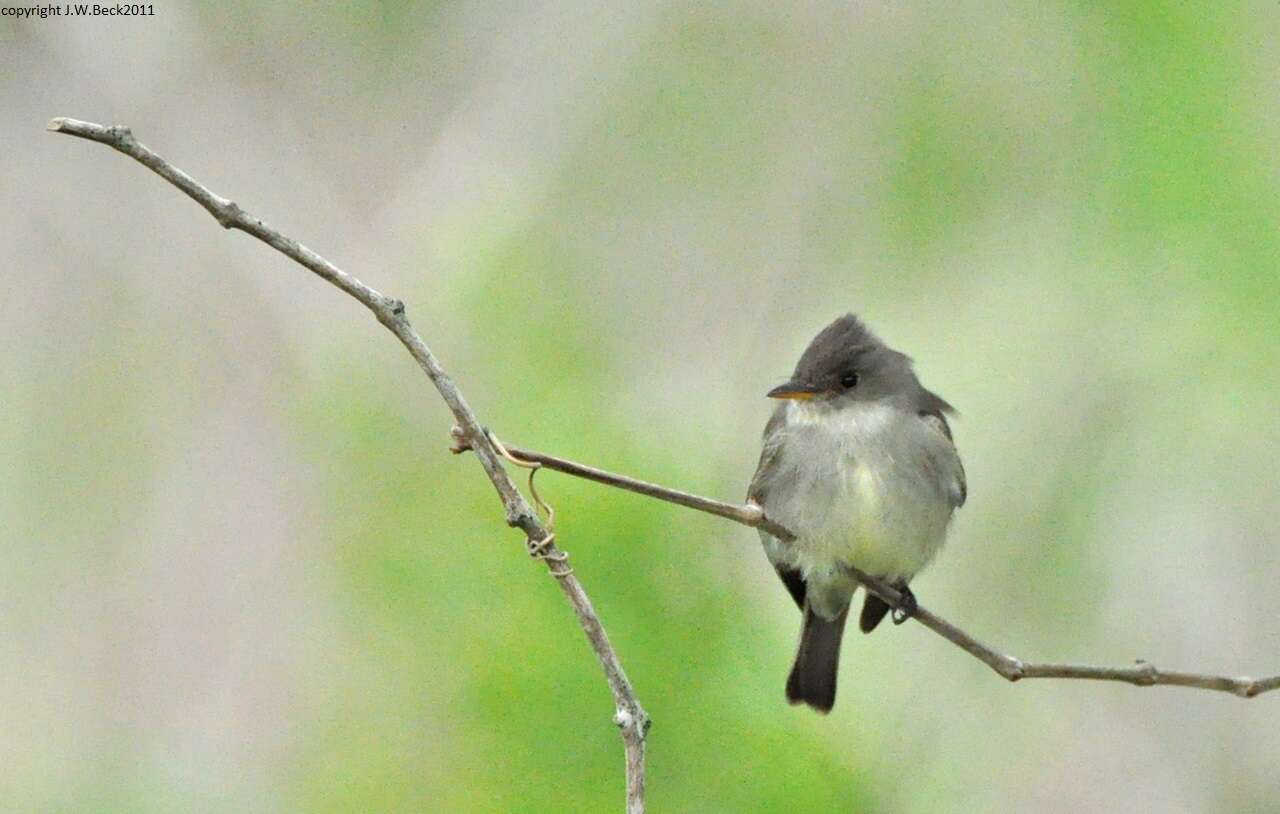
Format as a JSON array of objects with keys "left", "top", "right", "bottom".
[{"left": 840, "top": 372, "right": 859, "bottom": 388}]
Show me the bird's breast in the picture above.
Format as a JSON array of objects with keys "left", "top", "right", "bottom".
[{"left": 761, "top": 401, "right": 953, "bottom": 582}]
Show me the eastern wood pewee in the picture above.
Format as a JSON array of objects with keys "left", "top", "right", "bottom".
[{"left": 748, "top": 314, "right": 967, "bottom": 713}]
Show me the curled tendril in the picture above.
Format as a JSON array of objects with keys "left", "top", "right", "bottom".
[{"left": 486, "top": 430, "right": 572, "bottom": 577}]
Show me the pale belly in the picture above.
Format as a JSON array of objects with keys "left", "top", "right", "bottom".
[
  {"left": 759, "top": 402, "right": 957, "bottom": 584},
  {"left": 795, "top": 459, "right": 949, "bottom": 581}
]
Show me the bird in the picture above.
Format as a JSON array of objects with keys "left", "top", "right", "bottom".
[{"left": 747, "top": 314, "right": 966, "bottom": 712}]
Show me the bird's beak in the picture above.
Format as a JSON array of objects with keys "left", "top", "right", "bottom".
[{"left": 767, "top": 381, "right": 821, "bottom": 400}]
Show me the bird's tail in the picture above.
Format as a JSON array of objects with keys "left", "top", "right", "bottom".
[{"left": 786, "top": 604, "right": 850, "bottom": 713}]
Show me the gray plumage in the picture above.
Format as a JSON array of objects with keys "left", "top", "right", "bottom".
[{"left": 748, "top": 314, "right": 966, "bottom": 712}]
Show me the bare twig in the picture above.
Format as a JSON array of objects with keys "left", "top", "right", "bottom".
[
  {"left": 48, "top": 117, "right": 650, "bottom": 812},
  {"left": 477, "top": 439, "right": 789, "bottom": 538},
  {"left": 459, "top": 438, "right": 1280, "bottom": 699}
]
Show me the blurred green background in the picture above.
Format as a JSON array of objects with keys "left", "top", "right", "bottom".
[{"left": 3, "top": 2, "right": 1279, "bottom": 811}]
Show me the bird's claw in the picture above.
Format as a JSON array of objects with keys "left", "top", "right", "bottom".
[{"left": 891, "top": 586, "right": 917, "bottom": 625}]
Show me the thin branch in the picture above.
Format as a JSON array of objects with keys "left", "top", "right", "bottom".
[
  {"left": 464, "top": 439, "right": 1280, "bottom": 699},
  {"left": 48, "top": 117, "right": 650, "bottom": 812},
  {"left": 495, "top": 442, "right": 789, "bottom": 538}
]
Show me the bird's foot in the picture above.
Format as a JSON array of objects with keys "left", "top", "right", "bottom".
[{"left": 891, "top": 586, "right": 917, "bottom": 625}]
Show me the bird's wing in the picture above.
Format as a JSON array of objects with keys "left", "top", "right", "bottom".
[
  {"left": 746, "top": 405, "right": 787, "bottom": 504},
  {"left": 763, "top": 531, "right": 807, "bottom": 610},
  {"left": 920, "top": 410, "right": 967, "bottom": 508},
  {"left": 748, "top": 406, "right": 807, "bottom": 610}
]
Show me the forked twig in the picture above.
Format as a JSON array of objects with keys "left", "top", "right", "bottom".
[{"left": 48, "top": 117, "right": 649, "bottom": 813}]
